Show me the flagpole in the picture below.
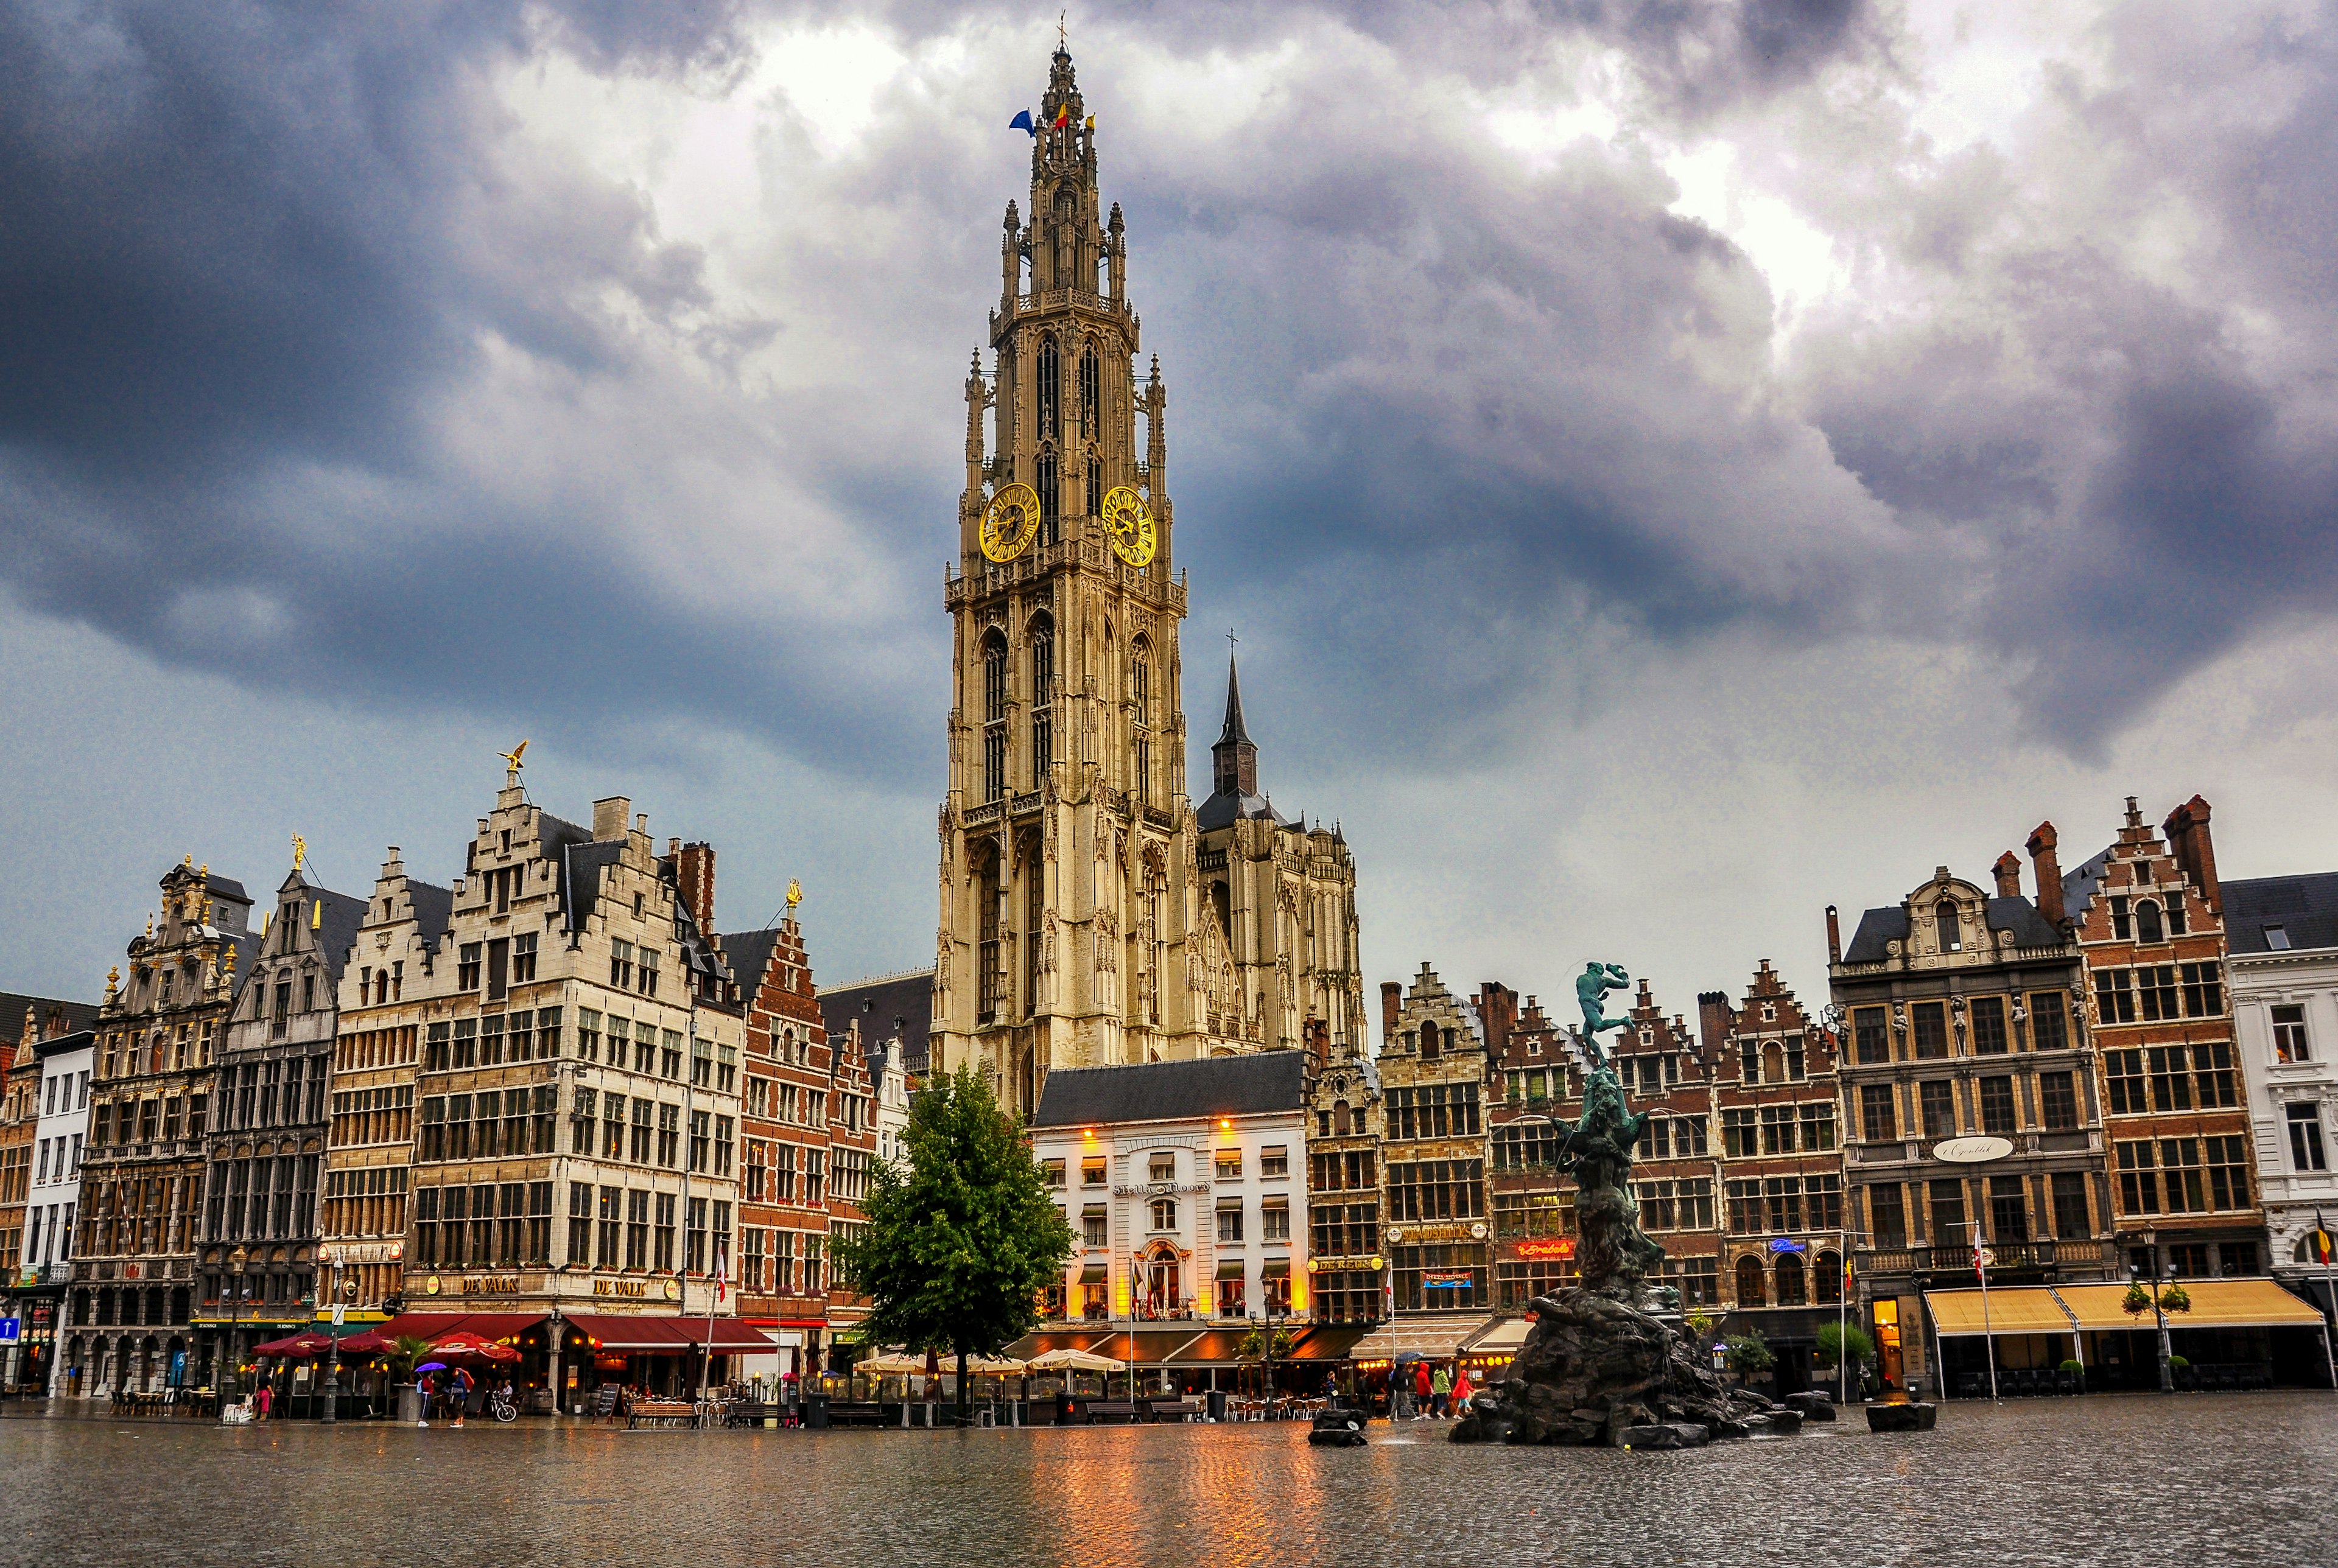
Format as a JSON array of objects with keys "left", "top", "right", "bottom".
[
  {"left": 2319, "top": 1213, "right": 2337, "bottom": 1395},
  {"left": 1974, "top": 1221, "right": 1998, "bottom": 1402},
  {"left": 700, "top": 1239, "right": 720, "bottom": 1406}
]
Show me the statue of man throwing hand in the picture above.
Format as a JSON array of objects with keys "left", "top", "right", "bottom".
[{"left": 1576, "top": 961, "right": 1632, "bottom": 1068}]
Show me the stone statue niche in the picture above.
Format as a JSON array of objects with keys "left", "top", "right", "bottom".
[{"left": 1452, "top": 961, "right": 1802, "bottom": 1450}]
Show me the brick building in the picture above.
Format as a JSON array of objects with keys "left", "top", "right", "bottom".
[
  {"left": 1699, "top": 962, "right": 1847, "bottom": 1384},
  {"left": 2062, "top": 796, "right": 2264, "bottom": 1279},
  {"left": 728, "top": 911, "right": 878, "bottom": 1382},
  {"left": 1302, "top": 1012, "right": 1382, "bottom": 1327}
]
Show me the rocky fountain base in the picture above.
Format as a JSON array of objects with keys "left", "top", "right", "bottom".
[{"left": 1451, "top": 1288, "right": 1798, "bottom": 1448}]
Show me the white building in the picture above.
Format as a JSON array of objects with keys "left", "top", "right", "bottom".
[
  {"left": 1026, "top": 1054, "right": 1310, "bottom": 1379},
  {"left": 2227, "top": 872, "right": 2338, "bottom": 1314},
  {"left": 874, "top": 1039, "right": 911, "bottom": 1167},
  {"left": 22, "top": 1027, "right": 93, "bottom": 1393}
]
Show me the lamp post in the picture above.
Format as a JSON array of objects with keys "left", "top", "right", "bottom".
[
  {"left": 320, "top": 1254, "right": 346, "bottom": 1426},
  {"left": 227, "top": 1245, "right": 248, "bottom": 1403},
  {"left": 2136, "top": 1227, "right": 2173, "bottom": 1393}
]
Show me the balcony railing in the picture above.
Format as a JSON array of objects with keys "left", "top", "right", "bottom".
[{"left": 1855, "top": 1239, "right": 2120, "bottom": 1277}]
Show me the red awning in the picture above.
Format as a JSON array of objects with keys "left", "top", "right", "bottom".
[
  {"left": 564, "top": 1314, "right": 696, "bottom": 1353},
  {"left": 440, "top": 1312, "right": 551, "bottom": 1341},
  {"left": 253, "top": 1332, "right": 335, "bottom": 1358},
  {"left": 375, "top": 1313, "right": 469, "bottom": 1342},
  {"left": 670, "top": 1319, "right": 778, "bottom": 1353}
]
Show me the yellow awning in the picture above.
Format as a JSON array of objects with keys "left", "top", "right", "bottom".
[
  {"left": 2056, "top": 1279, "right": 2328, "bottom": 1332},
  {"left": 1459, "top": 1316, "right": 1531, "bottom": 1356},
  {"left": 1923, "top": 1286, "right": 2076, "bottom": 1338}
]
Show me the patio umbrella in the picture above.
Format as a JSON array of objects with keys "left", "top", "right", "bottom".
[
  {"left": 854, "top": 1353, "right": 929, "bottom": 1376},
  {"left": 965, "top": 1356, "right": 1028, "bottom": 1376},
  {"left": 429, "top": 1329, "right": 522, "bottom": 1364},
  {"left": 1025, "top": 1347, "right": 1128, "bottom": 1373}
]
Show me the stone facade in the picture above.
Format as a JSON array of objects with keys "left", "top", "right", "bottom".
[
  {"left": 2224, "top": 867, "right": 2338, "bottom": 1308},
  {"left": 321, "top": 847, "right": 453, "bottom": 1316},
  {"left": 1375, "top": 967, "right": 1492, "bottom": 1325},
  {"left": 1303, "top": 1016, "right": 1383, "bottom": 1326},
  {"left": 193, "top": 858, "right": 365, "bottom": 1383},
  {"left": 70, "top": 859, "right": 255, "bottom": 1397},
  {"left": 11, "top": 1020, "right": 94, "bottom": 1394},
  {"left": 398, "top": 774, "right": 744, "bottom": 1326},
  {"left": 1827, "top": 856, "right": 2108, "bottom": 1396},
  {"left": 930, "top": 47, "right": 1361, "bottom": 1116},
  {"left": 2063, "top": 796, "right": 2265, "bottom": 1277}
]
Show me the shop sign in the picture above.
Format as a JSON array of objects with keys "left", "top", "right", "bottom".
[
  {"left": 322, "top": 1242, "right": 404, "bottom": 1265},
  {"left": 1513, "top": 1237, "right": 1576, "bottom": 1262},
  {"left": 1111, "top": 1181, "right": 1210, "bottom": 1198},
  {"left": 594, "top": 1279, "right": 650, "bottom": 1299},
  {"left": 1386, "top": 1221, "right": 1489, "bottom": 1245},
  {"left": 461, "top": 1276, "right": 523, "bottom": 1295},
  {"left": 1422, "top": 1272, "right": 1473, "bottom": 1289},
  {"left": 1767, "top": 1238, "right": 1807, "bottom": 1255}
]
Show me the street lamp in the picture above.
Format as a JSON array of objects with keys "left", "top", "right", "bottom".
[
  {"left": 2135, "top": 1227, "right": 2174, "bottom": 1394},
  {"left": 227, "top": 1245, "right": 248, "bottom": 1403},
  {"left": 320, "top": 1254, "right": 346, "bottom": 1426}
]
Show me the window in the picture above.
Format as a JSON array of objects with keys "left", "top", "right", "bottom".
[
  {"left": 1919, "top": 1080, "right": 1957, "bottom": 1138},
  {"left": 1043, "top": 1158, "right": 1065, "bottom": 1189},
  {"left": 1736, "top": 1255, "right": 1767, "bottom": 1306},
  {"left": 1031, "top": 615, "right": 1055, "bottom": 788},
  {"left": 1759, "top": 1106, "right": 1796, "bottom": 1155},
  {"left": 1216, "top": 1200, "right": 1243, "bottom": 1243},
  {"left": 1386, "top": 1160, "right": 1485, "bottom": 1222},
  {"left": 1911, "top": 1002, "right": 1948, "bottom": 1060},
  {"left": 1261, "top": 1195, "right": 1290, "bottom": 1241},
  {"left": 1853, "top": 1007, "right": 1889, "bottom": 1064},
  {"left": 982, "top": 633, "right": 1008, "bottom": 802},
  {"left": 1081, "top": 1157, "right": 1106, "bottom": 1187},
  {"left": 2289, "top": 1103, "right": 2328, "bottom": 1172},
  {"left": 1149, "top": 1197, "right": 1178, "bottom": 1232},
  {"left": 1260, "top": 1146, "right": 1288, "bottom": 1180},
  {"left": 658, "top": 1103, "right": 681, "bottom": 1167},
  {"left": 2029, "top": 994, "right": 2069, "bottom": 1051},
  {"left": 2105, "top": 1049, "right": 2147, "bottom": 1115},
  {"left": 2146, "top": 1046, "right": 2192, "bottom": 1111},
  {"left": 2136, "top": 900, "right": 2164, "bottom": 944},
  {"left": 1081, "top": 1205, "right": 1108, "bottom": 1248},
  {"left": 1724, "top": 1179, "right": 1762, "bottom": 1234},
  {"left": 1799, "top": 1104, "right": 1836, "bottom": 1152},
  {"left": 2110, "top": 895, "right": 2131, "bottom": 940},
  {"left": 458, "top": 943, "right": 482, "bottom": 991},
  {"left": 1978, "top": 1076, "right": 2016, "bottom": 1136},
  {"left": 1859, "top": 1083, "right": 1898, "bottom": 1143},
  {"left": 2158, "top": 1139, "right": 2206, "bottom": 1213},
  {"left": 2096, "top": 970, "right": 2136, "bottom": 1024},
  {"left": 1215, "top": 1149, "right": 1242, "bottom": 1181},
  {"left": 2205, "top": 1135, "right": 2250, "bottom": 1211},
  {"left": 2193, "top": 1041, "right": 2237, "bottom": 1108},
  {"left": 2179, "top": 962, "right": 2223, "bottom": 1019},
  {"left": 2116, "top": 1141, "right": 2158, "bottom": 1215},
  {"left": 1970, "top": 996, "right": 2008, "bottom": 1055},
  {"left": 2051, "top": 1171, "right": 2091, "bottom": 1239},
  {"left": 1722, "top": 1108, "right": 1757, "bottom": 1158},
  {"left": 638, "top": 948, "right": 659, "bottom": 997},
  {"left": 655, "top": 1192, "right": 676, "bottom": 1270},
  {"left": 2265, "top": 925, "right": 2291, "bottom": 950},
  {"left": 1869, "top": 1183, "right": 1907, "bottom": 1247},
  {"left": 611, "top": 939, "right": 634, "bottom": 990},
  {"left": 1928, "top": 1178, "right": 1968, "bottom": 1248},
  {"left": 2273, "top": 1004, "right": 2312, "bottom": 1063},
  {"left": 1935, "top": 900, "right": 1961, "bottom": 952},
  {"left": 1809, "top": 1174, "right": 1842, "bottom": 1230},
  {"left": 1149, "top": 1152, "right": 1174, "bottom": 1182},
  {"left": 2039, "top": 1071, "right": 2080, "bottom": 1131},
  {"left": 1989, "top": 1174, "right": 2028, "bottom": 1241},
  {"left": 2138, "top": 965, "right": 2180, "bottom": 1022}
]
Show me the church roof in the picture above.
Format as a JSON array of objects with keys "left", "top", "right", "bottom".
[{"left": 1032, "top": 1051, "right": 1307, "bottom": 1129}]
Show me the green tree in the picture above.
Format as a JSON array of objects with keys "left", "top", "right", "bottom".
[
  {"left": 1815, "top": 1321, "right": 1874, "bottom": 1370},
  {"left": 1723, "top": 1332, "right": 1775, "bottom": 1377},
  {"left": 831, "top": 1066, "right": 1075, "bottom": 1423}
]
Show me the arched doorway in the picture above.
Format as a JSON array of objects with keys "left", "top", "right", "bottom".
[{"left": 1735, "top": 1255, "right": 1767, "bottom": 1307}]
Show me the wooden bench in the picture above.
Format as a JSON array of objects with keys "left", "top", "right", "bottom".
[
  {"left": 1086, "top": 1400, "right": 1139, "bottom": 1424},
  {"left": 1144, "top": 1398, "right": 1205, "bottom": 1423},
  {"left": 625, "top": 1399, "right": 700, "bottom": 1429}
]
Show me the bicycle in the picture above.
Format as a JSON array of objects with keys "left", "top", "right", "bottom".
[{"left": 488, "top": 1391, "right": 518, "bottom": 1424}]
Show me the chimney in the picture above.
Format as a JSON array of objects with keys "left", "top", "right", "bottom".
[
  {"left": 2163, "top": 795, "right": 2220, "bottom": 914},
  {"left": 2026, "top": 821, "right": 2065, "bottom": 926},
  {"left": 592, "top": 797, "right": 631, "bottom": 842},
  {"left": 1380, "top": 980, "right": 1403, "bottom": 1045},
  {"left": 675, "top": 842, "right": 717, "bottom": 936},
  {"left": 1475, "top": 984, "right": 1518, "bottom": 1060},
  {"left": 1824, "top": 905, "right": 1842, "bottom": 964},
  {"left": 1696, "top": 991, "right": 1733, "bottom": 1057},
  {"left": 1992, "top": 851, "right": 2023, "bottom": 898}
]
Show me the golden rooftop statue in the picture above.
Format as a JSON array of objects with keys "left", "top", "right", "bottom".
[
  {"left": 785, "top": 878, "right": 804, "bottom": 912},
  {"left": 499, "top": 738, "right": 530, "bottom": 782},
  {"left": 292, "top": 833, "right": 307, "bottom": 871}
]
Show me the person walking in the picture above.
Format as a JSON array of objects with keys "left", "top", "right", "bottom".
[
  {"left": 1431, "top": 1362, "right": 1453, "bottom": 1419},
  {"left": 255, "top": 1381, "right": 272, "bottom": 1421},
  {"left": 1412, "top": 1359, "right": 1433, "bottom": 1419},
  {"left": 449, "top": 1365, "right": 472, "bottom": 1429},
  {"left": 415, "top": 1368, "right": 434, "bottom": 1428},
  {"left": 1452, "top": 1364, "right": 1475, "bottom": 1415}
]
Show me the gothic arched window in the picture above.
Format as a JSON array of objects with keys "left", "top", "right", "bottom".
[
  {"left": 1130, "top": 638, "right": 1153, "bottom": 805},
  {"left": 1037, "top": 334, "right": 1059, "bottom": 442},
  {"left": 1030, "top": 614, "right": 1055, "bottom": 789},
  {"left": 981, "top": 632, "right": 1008, "bottom": 803},
  {"left": 1086, "top": 453, "right": 1102, "bottom": 517},
  {"left": 1775, "top": 1252, "right": 1807, "bottom": 1306},
  {"left": 1079, "top": 342, "right": 1098, "bottom": 439},
  {"left": 1936, "top": 900, "right": 1961, "bottom": 953},
  {"left": 2136, "top": 900, "right": 2164, "bottom": 944},
  {"left": 1735, "top": 1255, "right": 1766, "bottom": 1306},
  {"left": 1036, "top": 447, "right": 1059, "bottom": 548},
  {"left": 1814, "top": 1250, "right": 1842, "bottom": 1306}
]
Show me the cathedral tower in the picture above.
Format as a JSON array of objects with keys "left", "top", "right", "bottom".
[{"left": 932, "top": 47, "right": 1362, "bottom": 1116}]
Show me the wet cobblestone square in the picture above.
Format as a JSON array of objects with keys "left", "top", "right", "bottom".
[{"left": 4, "top": 1395, "right": 2332, "bottom": 1567}]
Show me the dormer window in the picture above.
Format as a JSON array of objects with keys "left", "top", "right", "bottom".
[
  {"left": 1936, "top": 900, "right": 1961, "bottom": 953},
  {"left": 2266, "top": 925, "right": 2292, "bottom": 951}
]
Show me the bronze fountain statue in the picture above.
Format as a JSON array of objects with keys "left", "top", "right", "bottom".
[{"left": 1450, "top": 961, "right": 1803, "bottom": 1449}]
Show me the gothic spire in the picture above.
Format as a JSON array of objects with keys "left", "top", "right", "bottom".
[{"left": 1209, "top": 651, "right": 1259, "bottom": 806}]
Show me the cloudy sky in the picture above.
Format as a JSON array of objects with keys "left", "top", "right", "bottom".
[{"left": 5, "top": 0, "right": 2336, "bottom": 1024}]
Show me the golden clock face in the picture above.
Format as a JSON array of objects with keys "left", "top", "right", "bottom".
[
  {"left": 1101, "top": 485, "right": 1156, "bottom": 567},
  {"left": 980, "top": 483, "right": 1041, "bottom": 563}
]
